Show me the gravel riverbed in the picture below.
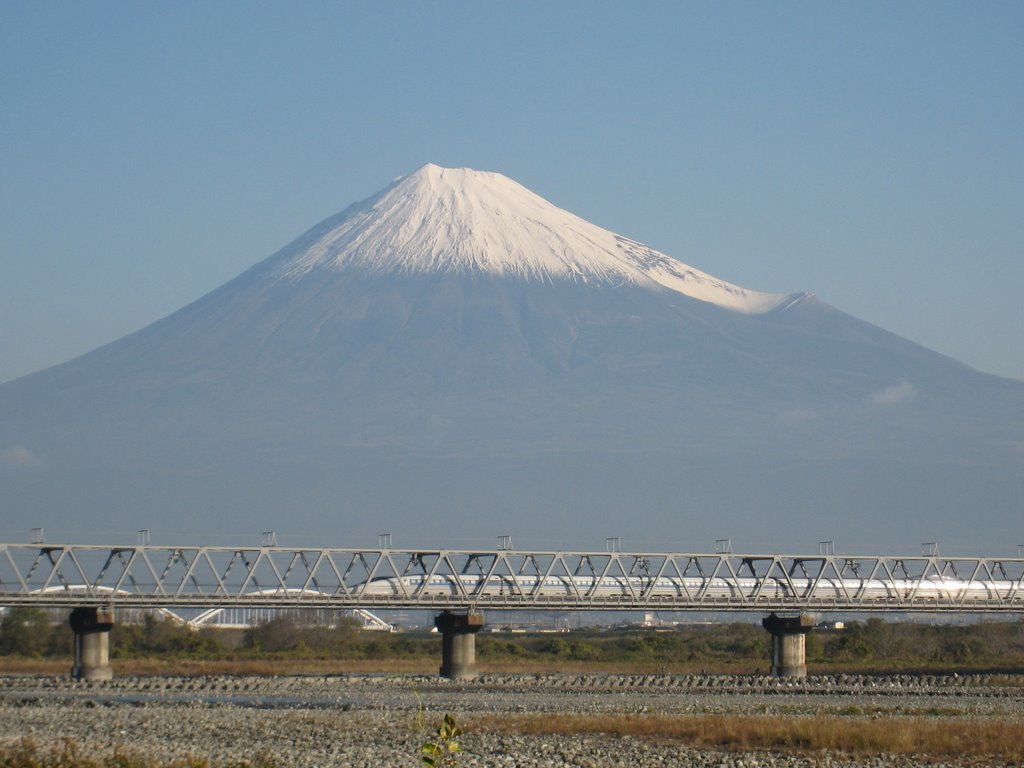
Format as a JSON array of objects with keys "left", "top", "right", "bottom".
[{"left": 2, "top": 673, "right": 1022, "bottom": 767}]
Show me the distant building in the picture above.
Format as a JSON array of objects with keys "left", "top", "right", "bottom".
[{"left": 817, "top": 620, "right": 845, "bottom": 630}]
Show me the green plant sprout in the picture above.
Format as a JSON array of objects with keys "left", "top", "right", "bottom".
[{"left": 420, "top": 714, "right": 462, "bottom": 767}]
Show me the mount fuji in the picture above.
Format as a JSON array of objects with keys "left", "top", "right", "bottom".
[{"left": 2, "top": 165, "right": 1021, "bottom": 552}]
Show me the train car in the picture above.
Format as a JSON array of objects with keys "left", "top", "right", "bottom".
[{"left": 359, "top": 572, "right": 1006, "bottom": 604}]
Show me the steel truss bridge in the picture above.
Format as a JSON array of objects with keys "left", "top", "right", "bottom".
[{"left": 2, "top": 544, "right": 1024, "bottom": 614}]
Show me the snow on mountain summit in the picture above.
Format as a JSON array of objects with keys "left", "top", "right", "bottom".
[{"left": 274, "top": 164, "right": 793, "bottom": 314}]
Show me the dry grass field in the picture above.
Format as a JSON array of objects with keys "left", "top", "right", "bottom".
[
  {"left": 2, "top": 712, "right": 1024, "bottom": 766},
  {"left": 469, "top": 713, "right": 1024, "bottom": 761}
]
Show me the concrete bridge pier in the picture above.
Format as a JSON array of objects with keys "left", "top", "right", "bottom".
[
  {"left": 69, "top": 607, "right": 114, "bottom": 681},
  {"left": 762, "top": 612, "right": 815, "bottom": 678},
  {"left": 435, "top": 610, "right": 484, "bottom": 680}
]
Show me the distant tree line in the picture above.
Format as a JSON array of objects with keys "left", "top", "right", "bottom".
[{"left": 2, "top": 607, "right": 1023, "bottom": 671}]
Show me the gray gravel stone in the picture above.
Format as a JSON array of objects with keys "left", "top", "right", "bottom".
[{"left": 0, "top": 673, "right": 1021, "bottom": 767}]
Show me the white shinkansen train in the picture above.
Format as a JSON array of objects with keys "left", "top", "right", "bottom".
[{"left": 359, "top": 573, "right": 1013, "bottom": 603}]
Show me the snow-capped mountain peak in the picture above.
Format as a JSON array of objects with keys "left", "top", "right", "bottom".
[{"left": 274, "top": 164, "right": 794, "bottom": 315}]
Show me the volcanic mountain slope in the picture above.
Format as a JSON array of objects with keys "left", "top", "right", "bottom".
[{"left": 1, "top": 165, "right": 1021, "bottom": 551}]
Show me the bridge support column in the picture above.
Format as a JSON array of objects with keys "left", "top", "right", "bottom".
[
  {"left": 435, "top": 611, "right": 484, "bottom": 680},
  {"left": 70, "top": 607, "right": 114, "bottom": 681},
  {"left": 762, "top": 613, "right": 814, "bottom": 678}
]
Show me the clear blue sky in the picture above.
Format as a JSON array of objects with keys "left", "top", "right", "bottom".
[{"left": 2, "top": 2, "right": 1022, "bottom": 384}]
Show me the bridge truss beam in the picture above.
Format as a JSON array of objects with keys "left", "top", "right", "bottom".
[{"left": 1, "top": 544, "right": 1023, "bottom": 613}]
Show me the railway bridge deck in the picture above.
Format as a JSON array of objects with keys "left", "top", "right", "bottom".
[{"left": 3, "top": 543, "right": 1022, "bottom": 679}]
